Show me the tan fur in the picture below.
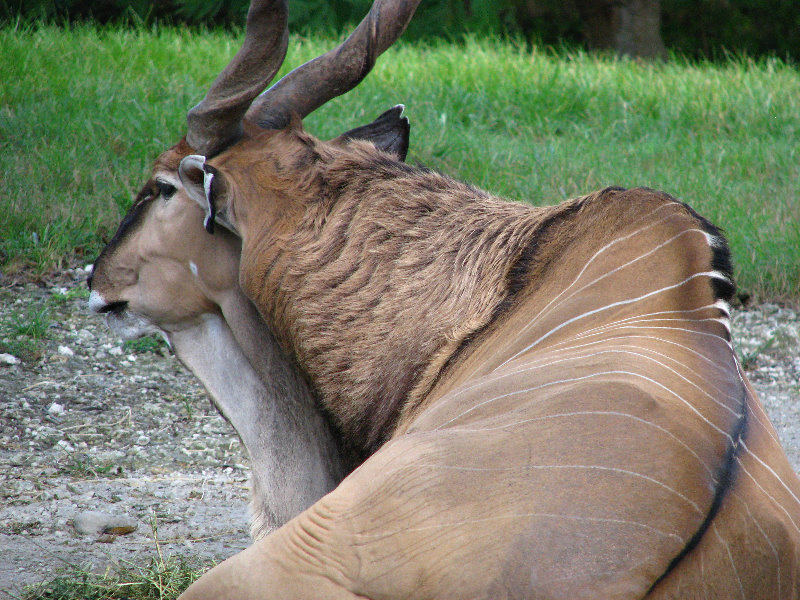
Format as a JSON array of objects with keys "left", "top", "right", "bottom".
[
  {"left": 84, "top": 0, "right": 799, "bottom": 592},
  {"left": 173, "top": 120, "right": 800, "bottom": 599},
  {"left": 204, "top": 124, "right": 572, "bottom": 455},
  {"left": 88, "top": 110, "right": 413, "bottom": 535},
  {"left": 89, "top": 136, "right": 349, "bottom": 538}
]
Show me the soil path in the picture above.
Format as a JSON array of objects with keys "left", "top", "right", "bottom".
[{"left": 1, "top": 268, "right": 798, "bottom": 597}]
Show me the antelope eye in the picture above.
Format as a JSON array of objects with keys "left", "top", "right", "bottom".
[{"left": 156, "top": 180, "right": 177, "bottom": 200}]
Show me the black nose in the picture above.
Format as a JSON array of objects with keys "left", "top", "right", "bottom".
[
  {"left": 88, "top": 291, "right": 129, "bottom": 315},
  {"left": 98, "top": 300, "right": 128, "bottom": 315}
]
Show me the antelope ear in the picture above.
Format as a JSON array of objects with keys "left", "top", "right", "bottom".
[
  {"left": 334, "top": 105, "right": 410, "bottom": 161},
  {"left": 179, "top": 155, "right": 215, "bottom": 233},
  {"left": 179, "top": 155, "right": 236, "bottom": 235}
]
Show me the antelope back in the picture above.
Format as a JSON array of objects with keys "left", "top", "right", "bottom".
[{"left": 179, "top": 188, "right": 800, "bottom": 600}]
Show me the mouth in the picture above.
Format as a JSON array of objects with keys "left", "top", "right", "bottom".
[
  {"left": 105, "top": 309, "right": 164, "bottom": 341},
  {"left": 88, "top": 292, "right": 163, "bottom": 341},
  {"left": 97, "top": 300, "right": 129, "bottom": 315}
]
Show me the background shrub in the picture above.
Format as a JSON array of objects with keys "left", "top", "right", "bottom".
[{"left": 2, "top": 0, "right": 798, "bottom": 62}]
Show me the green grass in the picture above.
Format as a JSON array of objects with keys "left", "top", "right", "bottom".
[
  {"left": 20, "top": 554, "right": 205, "bottom": 600},
  {"left": 19, "top": 517, "right": 208, "bottom": 600},
  {"left": 123, "top": 335, "right": 168, "bottom": 355},
  {"left": 0, "top": 285, "right": 90, "bottom": 362},
  {"left": 1, "top": 24, "right": 798, "bottom": 301},
  {"left": 58, "top": 453, "right": 125, "bottom": 478},
  {"left": 0, "top": 301, "right": 52, "bottom": 361}
]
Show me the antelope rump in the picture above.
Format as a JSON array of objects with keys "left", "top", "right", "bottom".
[{"left": 88, "top": 0, "right": 800, "bottom": 598}]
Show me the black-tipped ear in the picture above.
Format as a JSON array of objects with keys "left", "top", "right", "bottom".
[{"left": 335, "top": 105, "right": 410, "bottom": 161}]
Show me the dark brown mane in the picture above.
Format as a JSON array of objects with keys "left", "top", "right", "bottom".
[{"left": 228, "top": 141, "right": 554, "bottom": 454}]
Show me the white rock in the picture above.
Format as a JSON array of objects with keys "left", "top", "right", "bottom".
[
  {"left": 0, "top": 353, "right": 19, "bottom": 365},
  {"left": 48, "top": 402, "right": 65, "bottom": 415},
  {"left": 72, "top": 511, "right": 137, "bottom": 536},
  {"left": 56, "top": 439, "right": 74, "bottom": 453},
  {"left": 109, "top": 346, "right": 123, "bottom": 356},
  {"left": 58, "top": 345, "right": 74, "bottom": 357},
  {"left": 84, "top": 263, "right": 94, "bottom": 274}
]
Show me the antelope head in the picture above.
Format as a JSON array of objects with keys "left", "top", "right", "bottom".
[
  {"left": 88, "top": 0, "right": 418, "bottom": 334},
  {"left": 86, "top": 0, "right": 418, "bottom": 536},
  {"left": 88, "top": 107, "right": 409, "bottom": 339}
]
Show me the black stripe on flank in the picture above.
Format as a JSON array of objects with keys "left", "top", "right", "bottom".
[{"left": 647, "top": 387, "right": 748, "bottom": 595}]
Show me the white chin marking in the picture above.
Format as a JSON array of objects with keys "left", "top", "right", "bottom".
[
  {"left": 189, "top": 261, "right": 199, "bottom": 277},
  {"left": 88, "top": 290, "right": 107, "bottom": 313}
]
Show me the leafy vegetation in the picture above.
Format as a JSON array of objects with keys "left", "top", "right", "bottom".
[
  {"left": 58, "top": 453, "right": 125, "bottom": 478},
  {"left": 1, "top": 26, "right": 798, "bottom": 301},
  {"left": 123, "top": 335, "right": 168, "bottom": 355},
  {"left": 0, "top": 285, "right": 90, "bottom": 362},
  {"left": 3, "top": 1, "right": 799, "bottom": 62}
]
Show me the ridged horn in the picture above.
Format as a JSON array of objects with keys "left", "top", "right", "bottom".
[
  {"left": 185, "top": 0, "right": 289, "bottom": 157},
  {"left": 245, "top": 0, "right": 422, "bottom": 130}
]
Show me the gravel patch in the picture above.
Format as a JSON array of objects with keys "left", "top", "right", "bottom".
[
  {"left": 1, "top": 268, "right": 798, "bottom": 597},
  {"left": 1, "top": 269, "right": 250, "bottom": 597}
]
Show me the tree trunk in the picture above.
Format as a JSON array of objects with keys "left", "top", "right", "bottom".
[{"left": 575, "top": 0, "right": 667, "bottom": 59}]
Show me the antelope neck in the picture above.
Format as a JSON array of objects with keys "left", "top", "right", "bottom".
[{"left": 240, "top": 159, "right": 554, "bottom": 457}]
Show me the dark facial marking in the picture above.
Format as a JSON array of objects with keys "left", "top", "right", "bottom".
[{"left": 87, "top": 180, "right": 158, "bottom": 290}]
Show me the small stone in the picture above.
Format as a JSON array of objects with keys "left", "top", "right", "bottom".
[
  {"left": 56, "top": 440, "right": 74, "bottom": 453},
  {"left": 84, "top": 263, "right": 94, "bottom": 274},
  {"left": 9, "top": 453, "right": 29, "bottom": 467},
  {"left": 58, "top": 346, "right": 74, "bottom": 357},
  {"left": 0, "top": 353, "right": 20, "bottom": 365},
  {"left": 72, "top": 511, "right": 138, "bottom": 537},
  {"left": 104, "top": 523, "right": 137, "bottom": 536},
  {"left": 109, "top": 347, "right": 123, "bottom": 356},
  {"left": 48, "top": 402, "right": 65, "bottom": 415}
]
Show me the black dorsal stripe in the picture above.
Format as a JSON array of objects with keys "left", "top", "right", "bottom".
[{"left": 647, "top": 386, "right": 748, "bottom": 595}]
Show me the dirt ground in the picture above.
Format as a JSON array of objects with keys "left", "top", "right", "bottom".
[{"left": 1, "top": 267, "right": 799, "bottom": 598}]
